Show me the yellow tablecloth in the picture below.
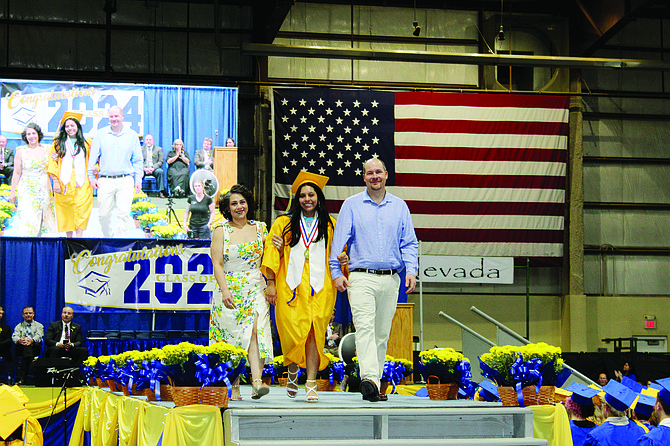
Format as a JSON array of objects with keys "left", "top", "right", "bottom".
[{"left": 69, "top": 387, "right": 223, "bottom": 446}]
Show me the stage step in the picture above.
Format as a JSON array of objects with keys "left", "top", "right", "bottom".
[
  {"left": 224, "top": 407, "right": 545, "bottom": 446},
  {"left": 232, "top": 441, "right": 547, "bottom": 446}
]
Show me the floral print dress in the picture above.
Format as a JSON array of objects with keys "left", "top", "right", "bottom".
[
  {"left": 13, "top": 146, "right": 56, "bottom": 236},
  {"left": 209, "top": 220, "right": 273, "bottom": 363}
]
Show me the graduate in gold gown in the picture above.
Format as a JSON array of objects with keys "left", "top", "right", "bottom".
[
  {"left": 262, "top": 171, "right": 346, "bottom": 403},
  {"left": 47, "top": 112, "right": 93, "bottom": 237}
]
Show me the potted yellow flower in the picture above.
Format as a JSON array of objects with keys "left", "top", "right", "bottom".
[
  {"left": 418, "top": 348, "right": 475, "bottom": 400},
  {"left": 479, "top": 342, "right": 571, "bottom": 406},
  {"left": 316, "top": 352, "right": 345, "bottom": 390},
  {"left": 150, "top": 223, "right": 186, "bottom": 239}
]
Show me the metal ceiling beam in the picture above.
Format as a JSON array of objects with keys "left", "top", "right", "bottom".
[{"left": 243, "top": 42, "right": 670, "bottom": 71}]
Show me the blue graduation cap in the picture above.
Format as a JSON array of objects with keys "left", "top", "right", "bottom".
[
  {"left": 478, "top": 380, "right": 500, "bottom": 402},
  {"left": 602, "top": 380, "right": 636, "bottom": 411},
  {"left": 564, "top": 382, "right": 599, "bottom": 406},
  {"left": 655, "top": 377, "right": 670, "bottom": 406},
  {"left": 634, "top": 394, "right": 656, "bottom": 417},
  {"left": 621, "top": 375, "right": 644, "bottom": 393},
  {"left": 649, "top": 382, "right": 662, "bottom": 391}
]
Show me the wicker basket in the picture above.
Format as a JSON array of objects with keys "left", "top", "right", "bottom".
[
  {"left": 171, "top": 386, "right": 229, "bottom": 408},
  {"left": 426, "top": 376, "right": 459, "bottom": 400},
  {"left": 120, "top": 383, "right": 138, "bottom": 396},
  {"left": 106, "top": 380, "right": 119, "bottom": 392},
  {"left": 144, "top": 385, "right": 174, "bottom": 402},
  {"left": 316, "top": 379, "right": 337, "bottom": 391},
  {"left": 498, "top": 385, "right": 556, "bottom": 407},
  {"left": 278, "top": 372, "right": 288, "bottom": 387}
]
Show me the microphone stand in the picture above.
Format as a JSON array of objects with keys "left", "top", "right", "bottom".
[{"left": 44, "top": 367, "right": 78, "bottom": 446}]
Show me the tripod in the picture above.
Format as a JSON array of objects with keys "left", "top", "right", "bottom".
[{"left": 166, "top": 197, "right": 182, "bottom": 228}]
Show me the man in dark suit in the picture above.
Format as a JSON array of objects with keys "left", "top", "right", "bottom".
[
  {"left": 44, "top": 306, "right": 88, "bottom": 364},
  {"left": 141, "top": 134, "right": 166, "bottom": 197},
  {"left": 0, "top": 135, "right": 14, "bottom": 185}
]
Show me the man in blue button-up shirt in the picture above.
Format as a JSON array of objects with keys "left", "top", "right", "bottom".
[
  {"left": 88, "top": 106, "right": 143, "bottom": 237},
  {"left": 329, "top": 158, "right": 418, "bottom": 402}
]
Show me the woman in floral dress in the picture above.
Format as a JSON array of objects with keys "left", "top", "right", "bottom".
[
  {"left": 210, "top": 184, "right": 272, "bottom": 400},
  {"left": 8, "top": 123, "right": 57, "bottom": 236}
]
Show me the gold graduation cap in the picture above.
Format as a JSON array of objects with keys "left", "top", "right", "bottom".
[
  {"left": 59, "top": 111, "right": 84, "bottom": 127},
  {"left": 291, "top": 171, "right": 329, "bottom": 195},
  {"left": 0, "top": 386, "right": 30, "bottom": 440},
  {"left": 287, "top": 171, "right": 329, "bottom": 211}
]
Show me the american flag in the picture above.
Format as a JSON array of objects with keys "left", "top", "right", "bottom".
[{"left": 272, "top": 88, "right": 569, "bottom": 262}]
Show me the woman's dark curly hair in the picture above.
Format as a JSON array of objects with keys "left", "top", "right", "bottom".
[
  {"left": 54, "top": 118, "right": 87, "bottom": 158},
  {"left": 21, "top": 122, "right": 44, "bottom": 144},
  {"left": 282, "top": 182, "right": 333, "bottom": 248},
  {"left": 219, "top": 184, "right": 255, "bottom": 220}
]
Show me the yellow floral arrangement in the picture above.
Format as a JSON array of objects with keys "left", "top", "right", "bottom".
[
  {"left": 479, "top": 342, "right": 569, "bottom": 387},
  {"left": 207, "top": 342, "right": 247, "bottom": 364},
  {"left": 272, "top": 355, "right": 284, "bottom": 367},
  {"left": 0, "top": 210, "right": 11, "bottom": 229},
  {"left": 138, "top": 212, "right": 168, "bottom": 229},
  {"left": 0, "top": 200, "right": 16, "bottom": 214},
  {"left": 132, "top": 191, "right": 149, "bottom": 203},
  {"left": 151, "top": 223, "right": 184, "bottom": 239},
  {"left": 324, "top": 352, "right": 342, "bottom": 368},
  {"left": 419, "top": 348, "right": 470, "bottom": 373},
  {"left": 161, "top": 342, "right": 208, "bottom": 366},
  {"left": 130, "top": 201, "right": 157, "bottom": 218}
]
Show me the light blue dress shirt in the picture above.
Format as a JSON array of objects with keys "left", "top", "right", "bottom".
[
  {"left": 329, "top": 190, "right": 418, "bottom": 280},
  {"left": 88, "top": 125, "right": 143, "bottom": 183}
]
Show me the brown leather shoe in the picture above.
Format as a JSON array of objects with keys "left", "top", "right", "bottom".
[{"left": 360, "top": 379, "right": 380, "bottom": 402}]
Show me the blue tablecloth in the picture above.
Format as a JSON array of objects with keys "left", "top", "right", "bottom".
[{"left": 85, "top": 338, "right": 208, "bottom": 356}]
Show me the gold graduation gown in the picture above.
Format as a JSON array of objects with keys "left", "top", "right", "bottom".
[
  {"left": 47, "top": 138, "right": 93, "bottom": 232},
  {"left": 261, "top": 215, "right": 338, "bottom": 370}
]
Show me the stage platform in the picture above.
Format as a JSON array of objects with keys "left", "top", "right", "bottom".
[
  {"left": 2, "top": 196, "right": 192, "bottom": 238},
  {"left": 64, "top": 385, "right": 570, "bottom": 446}
]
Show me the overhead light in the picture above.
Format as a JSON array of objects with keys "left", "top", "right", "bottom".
[
  {"left": 413, "top": 21, "right": 421, "bottom": 37},
  {"left": 497, "top": 25, "right": 505, "bottom": 41}
]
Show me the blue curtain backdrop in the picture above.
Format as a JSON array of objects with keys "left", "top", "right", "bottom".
[
  {"left": 1, "top": 238, "right": 64, "bottom": 331},
  {"left": 144, "top": 85, "right": 237, "bottom": 191}
]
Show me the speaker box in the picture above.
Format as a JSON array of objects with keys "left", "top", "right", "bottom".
[{"left": 32, "top": 358, "right": 81, "bottom": 387}]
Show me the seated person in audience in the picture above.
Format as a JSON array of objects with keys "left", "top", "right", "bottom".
[
  {"left": 0, "top": 135, "right": 14, "bottom": 185},
  {"left": 598, "top": 372, "right": 609, "bottom": 387},
  {"left": 324, "top": 308, "right": 344, "bottom": 356},
  {"left": 615, "top": 361, "right": 637, "bottom": 383},
  {"left": 226, "top": 137, "right": 236, "bottom": 147},
  {"left": 45, "top": 306, "right": 88, "bottom": 364},
  {"left": 12, "top": 306, "right": 44, "bottom": 384},
  {"left": 194, "top": 137, "right": 214, "bottom": 170},
  {"left": 141, "top": 134, "right": 166, "bottom": 197},
  {"left": 0, "top": 306, "right": 12, "bottom": 363}
]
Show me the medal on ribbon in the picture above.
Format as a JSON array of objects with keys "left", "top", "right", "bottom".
[{"left": 300, "top": 214, "right": 318, "bottom": 260}]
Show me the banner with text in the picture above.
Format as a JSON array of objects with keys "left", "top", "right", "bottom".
[
  {"left": 64, "top": 239, "right": 216, "bottom": 312},
  {"left": 420, "top": 256, "right": 514, "bottom": 284},
  {"left": 1, "top": 81, "right": 144, "bottom": 138}
]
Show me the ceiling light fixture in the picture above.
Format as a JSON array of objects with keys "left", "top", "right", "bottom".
[{"left": 412, "top": 0, "right": 421, "bottom": 37}]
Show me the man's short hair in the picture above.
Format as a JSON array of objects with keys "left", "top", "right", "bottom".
[
  {"left": 362, "top": 158, "right": 386, "bottom": 172},
  {"left": 22, "top": 306, "right": 34, "bottom": 312},
  {"left": 204, "top": 137, "right": 213, "bottom": 144},
  {"left": 658, "top": 395, "right": 670, "bottom": 415}
]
